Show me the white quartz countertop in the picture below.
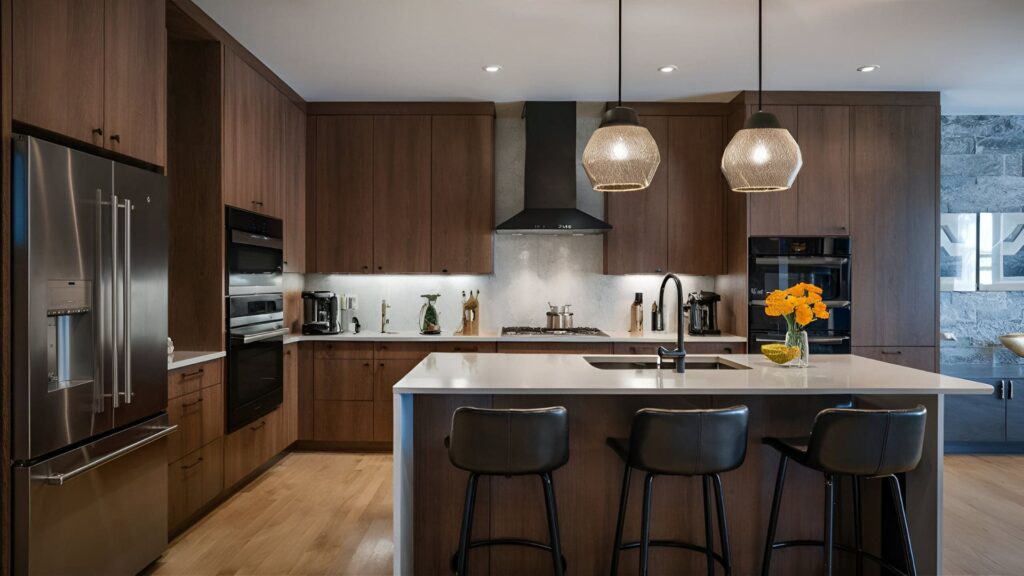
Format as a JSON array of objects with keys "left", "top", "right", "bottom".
[
  {"left": 284, "top": 330, "right": 746, "bottom": 345},
  {"left": 393, "top": 353, "right": 993, "bottom": 396},
  {"left": 168, "top": 350, "right": 226, "bottom": 371}
]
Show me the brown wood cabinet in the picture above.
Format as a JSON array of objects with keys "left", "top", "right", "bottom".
[
  {"left": 13, "top": 0, "right": 166, "bottom": 166},
  {"left": 850, "top": 105, "right": 938, "bottom": 348},
  {"left": 612, "top": 341, "right": 747, "bottom": 356},
  {"left": 283, "top": 102, "right": 307, "bottom": 272},
  {"left": 604, "top": 111, "right": 727, "bottom": 275},
  {"left": 314, "top": 116, "right": 374, "bottom": 273},
  {"left": 167, "top": 383, "right": 223, "bottom": 463},
  {"left": 223, "top": 408, "right": 281, "bottom": 488},
  {"left": 373, "top": 115, "right": 432, "bottom": 273},
  {"left": 853, "top": 347, "right": 936, "bottom": 372},
  {"left": 495, "top": 342, "right": 614, "bottom": 355},
  {"left": 431, "top": 115, "right": 495, "bottom": 274},
  {"left": 315, "top": 359, "right": 374, "bottom": 400},
  {"left": 374, "top": 358, "right": 422, "bottom": 441},
  {"left": 168, "top": 437, "right": 223, "bottom": 533},
  {"left": 281, "top": 344, "right": 299, "bottom": 449},
  {"left": 605, "top": 116, "right": 669, "bottom": 274},
  {"left": 746, "top": 105, "right": 801, "bottom": 237}
]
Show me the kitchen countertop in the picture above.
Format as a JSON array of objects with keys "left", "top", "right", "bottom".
[
  {"left": 168, "top": 350, "right": 226, "bottom": 371},
  {"left": 283, "top": 330, "right": 746, "bottom": 345},
  {"left": 394, "top": 352, "right": 992, "bottom": 395}
]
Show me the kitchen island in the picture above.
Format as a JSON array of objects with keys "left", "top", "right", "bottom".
[{"left": 392, "top": 353, "right": 990, "bottom": 575}]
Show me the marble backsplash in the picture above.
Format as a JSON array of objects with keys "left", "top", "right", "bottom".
[{"left": 941, "top": 115, "right": 1024, "bottom": 365}]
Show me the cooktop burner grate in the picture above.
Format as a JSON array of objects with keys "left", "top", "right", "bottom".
[{"left": 501, "top": 326, "right": 609, "bottom": 337}]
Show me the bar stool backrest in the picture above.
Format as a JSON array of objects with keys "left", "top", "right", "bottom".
[
  {"left": 805, "top": 405, "right": 927, "bottom": 476},
  {"left": 448, "top": 406, "right": 569, "bottom": 475},
  {"left": 628, "top": 406, "right": 749, "bottom": 475}
]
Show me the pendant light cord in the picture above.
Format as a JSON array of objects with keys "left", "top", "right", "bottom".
[
  {"left": 618, "top": 0, "right": 623, "bottom": 107},
  {"left": 758, "top": 0, "right": 763, "bottom": 111}
]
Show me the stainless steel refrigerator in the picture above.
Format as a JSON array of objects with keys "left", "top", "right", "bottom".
[{"left": 11, "top": 135, "right": 176, "bottom": 575}]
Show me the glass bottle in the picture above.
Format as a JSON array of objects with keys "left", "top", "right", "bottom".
[{"left": 419, "top": 294, "right": 441, "bottom": 335}]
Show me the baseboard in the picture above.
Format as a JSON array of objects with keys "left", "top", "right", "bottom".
[
  {"left": 945, "top": 442, "right": 1024, "bottom": 454},
  {"left": 292, "top": 440, "right": 392, "bottom": 453}
]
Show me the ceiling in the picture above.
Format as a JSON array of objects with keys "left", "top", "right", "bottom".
[{"left": 193, "top": 0, "right": 1024, "bottom": 114}]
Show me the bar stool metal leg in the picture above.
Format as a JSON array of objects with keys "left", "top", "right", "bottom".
[
  {"left": 887, "top": 475, "right": 918, "bottom": 576},
  {"left": 824, "top": 474, "right": 835, "bottom": 576},
  {"left": 609, "top": 464, "right": 631, "bottom": 576},
  {"left": 713, "top": 473, "right": 733, "bottom": 576},
  {"left": 456, "top": 473, "right": 480, "bottom": 576},
  {"left": 852, "top": 475, "right": 864, "bottom": 576},
  {"left": 761, "top": 455, "right": 789, "bottom": 576},
  {"left": 703, "top": 475, "right": 716, "bottom": 576},
  {"left": 640, "top": 473, "right": 655, "bottom": 576},
  {"left": 541, "top": 473, "right": 566, "bottom": 576}
]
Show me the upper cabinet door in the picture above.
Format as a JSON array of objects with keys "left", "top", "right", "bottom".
[
  {"left": 797, "top": 106, "right": 850, "bottom": 236},
  {"left": 605, "top": 116, "right": 669, "bottom": 275},
  {"left": 223, "top": 50, "right": 263, "bottom": 213},
  {"left": 851, "top": 106, "right": 937, "bottom": 347},
  {"left": 667, "top": 116, "right": 726, "bottom": 275},
  {"left": 314, "top": 116, "right": 374, "bottom": 273},
  {"left": 430, "top": 115, "right": 494, "bottom": 274},
  {"left": 104, "top": 0, "right": 166, "bottom": 167},
  {"left": 259, "top": 83, "right": 285, "bottom": 219},
  {"left": 282, "top": 102, "right": 306, "bottom": 273},
  {"left": 373, "top": 116, "right": 431, "bottom": 274},
  {"left": 13, "top": 0, "right": 105, "bottom": 147},
  {"left": 746, "top": 105, "right": 800, "bottom": 237}
]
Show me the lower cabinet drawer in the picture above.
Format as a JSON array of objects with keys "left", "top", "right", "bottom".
[
  {"left": 853, "top": 346, "right": 936, "bottom": 372},
  {"left": 435, "top": 342, "right": 497, "bottom": 353},
  {"left": 168, "top": 437, "right": 224, "bottom": 532},
  {"left": 613, "top": 342, "right": 746, "bottom": 356},
  {"left": 313, "top": 400, "right": 374, "bottom": 442},
  {"left": 168, "top": 359, "right": 223, "bottom": 400},
  {"left": 167, "top": 383, "right": 223, "bottom": 463},
  {"left": 496, "top": 342, "right": 614, "bottom": 354},
  {"left": 314, "top": 358, "right": 374, "bottom": 401},
  {"left": 223, "top": 409, "right": 281, "bottom": 488}
]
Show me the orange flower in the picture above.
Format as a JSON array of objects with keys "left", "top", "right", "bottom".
[
  {"left": 763, "top": 283, "right": 829, "bottom": 327},
  {"left": 794, "top": 304, "right": 813, "bottom": 326}
]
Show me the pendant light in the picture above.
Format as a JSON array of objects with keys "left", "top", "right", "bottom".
[
  {"left": 721, "top": 0, "right": 802, "bottom": 193},
  {"left": 582, "top": 0, "right": 660, "bottom": 192}
]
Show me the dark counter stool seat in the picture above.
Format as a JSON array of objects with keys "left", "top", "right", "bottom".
[
  {"left": 761, "top": 405, "right": 927, "bottom": 576},
  {"left": 608, "top": 406, "right": 749, "bottom": 576},
  {"left": 446, "top": 406, "right": 569, "bottom": 576}
]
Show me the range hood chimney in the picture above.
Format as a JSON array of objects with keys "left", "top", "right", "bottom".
[{"left": 495, "top": 102, "right": 612, "bottom": 234}]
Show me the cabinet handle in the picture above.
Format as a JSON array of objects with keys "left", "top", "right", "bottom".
[
  {"left": 109, "top": 134, "right": 120, "bottom": 143},
  {"left": 724, "top": 347, "right": 733, "bottom": 353},
  {"left": 180, "top": 368, "right": 204, "bottom": 379},
  {"left": 362, "top": 265, "right": 369, "bottom": 271},
  {"left": 377, "top": 266, "right": 383, "bottom": 271},
  {"left": 879, "top": 350, "right": 902, "bottom": 355},
  {"left": 998, "top": 380, "right": 1007, "bottom": 400},
  {"left": 286, "top": 349, "right": 292, "bottom": 356},
  {"left": 180, "top": 457, "right": 204, "bottom": 470},
  {"left": 380, "top": 362, "right": 385, "bottom": 368},
  {"left": 181, "top": 397, "right": 204, "bottom": 408},
  {"left": 363, "top": 362, "right": 371, "bottom": 367},
  {"left": 655, "top": 268, "right": 663, "bottom": 273},
  {"left": 1010, "top": 380, "right": 1015, "bottom": 400},
  {"left": 441, "top": 268, "right": 449, "bottom": 273},
  {"left": 92, "top": 127, "right": 103, "bottom": 136},
  {"left": 250, "top": 421, "right": 267, "bottom": 431}
]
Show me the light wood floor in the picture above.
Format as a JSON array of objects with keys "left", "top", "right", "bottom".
[{"left": 154, "top": 452, "right": 1023, "bottom": 575}]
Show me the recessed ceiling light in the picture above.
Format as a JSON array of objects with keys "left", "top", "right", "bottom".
[
  {"left": 658, "top": 65, "right": 678, "bottom": 73},
  {"left": 857, "top": 65, "right": 881, "bottom": 73},
  {"left": 482, "top": 65, "right": 502, "bottom": 73}
]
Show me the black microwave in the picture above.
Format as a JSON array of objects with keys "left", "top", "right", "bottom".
[{"left": 226, "top": 207, "right": 283, "bottom": 295}]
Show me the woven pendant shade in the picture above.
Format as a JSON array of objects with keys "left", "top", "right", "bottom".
[
  {"left": 721, "top": 113, "right": 803, "bottom": 192},
  {"left": 583, "top": 109, "right": 661, "bottom": 192}
]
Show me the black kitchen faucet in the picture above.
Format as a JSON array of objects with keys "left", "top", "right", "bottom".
[{"left": 657, "top": 273, "right": 687, "bottom": 373}]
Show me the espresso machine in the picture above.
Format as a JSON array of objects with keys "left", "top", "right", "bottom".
[
  {"left": 302, "top": 291, "right": 341, "bottom": 335},
  {"left": 686, "top": 291, "right": 721, "bottom": 335}
]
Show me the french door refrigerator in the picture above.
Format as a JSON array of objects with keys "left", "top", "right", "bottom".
[{"left": 11, "top": 135, "right": 176, "bottom": 575}]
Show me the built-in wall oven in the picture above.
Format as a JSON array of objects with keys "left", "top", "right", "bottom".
[
  {"left": 226, "top": 207, "right": 285, "bottom": 432},
  {"left": 748, "top": 237, "right": 852, "bottom": 354}
]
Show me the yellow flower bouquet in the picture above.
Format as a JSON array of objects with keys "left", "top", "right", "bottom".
[{"left": 761, "top": 283, "right": 829, "bottom": 367}]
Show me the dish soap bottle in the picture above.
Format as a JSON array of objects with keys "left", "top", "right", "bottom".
[
  {"left": 419, "top": 294, "right": 442, "bottom": 335},
  {"left": 629, "top": 293, "right": 644, "bottom": 335}
]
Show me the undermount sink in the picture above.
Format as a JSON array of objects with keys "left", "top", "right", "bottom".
[{"left": 584, "top": 356, "right": 751, "bottom": 371}]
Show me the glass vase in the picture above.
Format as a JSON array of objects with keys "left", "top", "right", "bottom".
[
  {"left": 419, "top": 294, "right": 441, "bottom": 335},
  {"left": 785, "top": 329, "right": 810, "bottom": 368}
]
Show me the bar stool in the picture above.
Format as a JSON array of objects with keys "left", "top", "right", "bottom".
[
  {"left": 446, "top": 406, "right": 569, "bottom": 576},
  {"left": 608, "top": 406, "right": 749, "bottom": 576},
  {"left": 761, "top": 405, "right": 927, "bottom": 576}
]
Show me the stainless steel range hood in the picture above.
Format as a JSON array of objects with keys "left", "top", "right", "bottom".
[{"left": 495, "top": 102, "right": 612, "bottom": 235}]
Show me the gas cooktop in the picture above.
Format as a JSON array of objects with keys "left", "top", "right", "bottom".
[{"left": 501, "top": 326, "right": 609, "bottom": 337}]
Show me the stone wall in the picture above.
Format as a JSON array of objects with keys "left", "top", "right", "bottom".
[{"left": 941, "top": 115, "right": 1024, "bottom": 365}]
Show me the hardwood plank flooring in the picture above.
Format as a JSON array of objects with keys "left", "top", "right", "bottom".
[
  {"left": 154, "top": 452, "right": 1023, "bottom": 575},
  {"left": 152, "top": 452, "right": 392, "bottom": 576},
  {"left": 944, "top": 455, "right": 1024, "bottom": 576}
]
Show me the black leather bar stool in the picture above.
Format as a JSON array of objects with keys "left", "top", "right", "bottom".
[
  {"left": 761, "top": 405, "right": 927, "bottom": 576},
  {"left": 446, "top": 406, "right": 569, "bottom": 576},
  {"left": 607, "top": 406, "right": 749, "bottom": 576}
]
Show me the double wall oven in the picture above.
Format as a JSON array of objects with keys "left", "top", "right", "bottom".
[
  {"left": 226, "top": 208, "right": 286, "bottom": 432},
  {"left": 748, "top": 237, "right": 852, "bottom": 354}
]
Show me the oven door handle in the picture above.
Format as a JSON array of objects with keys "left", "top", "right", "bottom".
[
  {"left": 231, "top": 229, "right": 283, "bottom": 250},
  {"left": 755, "top": 336, "right": 850, "bottom": 344},
  {"left": 750, "top": 300, "right": 851, "bottom": 308},
  {"left": 234, "top": 328, "right": 289, "bottom": 344}
]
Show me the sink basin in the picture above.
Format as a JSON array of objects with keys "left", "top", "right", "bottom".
[{"left": 584, "top": 356, "right": 750, "bottom": 371}]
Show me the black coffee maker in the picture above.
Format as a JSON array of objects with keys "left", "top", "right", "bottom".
[
  {"left": 302, "top": 291, "right": 341, "bottom": 335},
  {"left": 686, "top": 291, "right": 721, "bottom": 335}
]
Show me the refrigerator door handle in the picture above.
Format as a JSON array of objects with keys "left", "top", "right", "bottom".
[
  {"left": 40, "top": 424, "right": 177, "bottom": 486},
  {"left": 110, "top": 192, "right": 119, "bottom": 408},
  {"left": 95, "top": 188, "right": 105, "bottom": 414},
  {"left": 123, "top": 198, "right": 132, "bottom": 404}
]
